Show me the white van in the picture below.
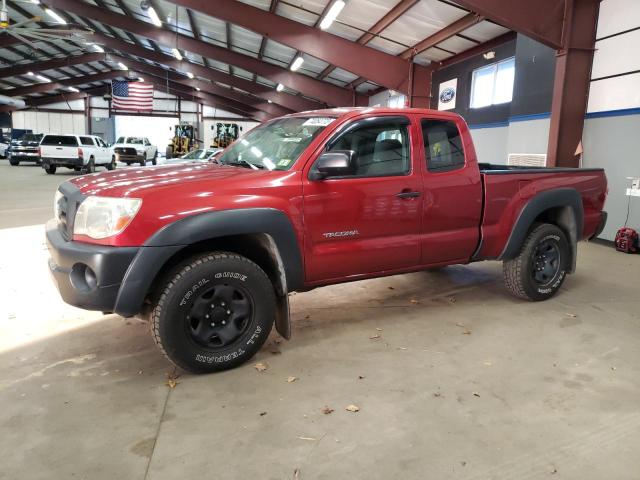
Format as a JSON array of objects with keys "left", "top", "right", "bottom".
[{"left": 40, "top": 134, "right": 115, "bottom": 175}]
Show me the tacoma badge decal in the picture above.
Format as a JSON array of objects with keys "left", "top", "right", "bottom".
[{"left": 323, "top": 230, "right": 360, "bottom": 239}]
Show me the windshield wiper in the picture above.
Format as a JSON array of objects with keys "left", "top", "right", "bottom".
[{"left": 224, "top": 159, "right": 264, "bottom": 170}]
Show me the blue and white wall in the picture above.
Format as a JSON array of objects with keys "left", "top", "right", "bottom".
[{"left": 582, "top": 0, "right": 640, "bottom": 240}]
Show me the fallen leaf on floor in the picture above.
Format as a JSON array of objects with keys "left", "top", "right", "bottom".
[
  {"left": 448, "top": 297, "right": 456, "bottom": 303},
  {"left": 484, "top": 361, "right": 492, "bottom": 366},
  {"left": 254, "top": 362, "right": 268, "bottom": 372},
  {"left": 410, "top": 299, "right": 419, "bottom": 304},
  {"left": 165, "top": 369, "right": 180, "bottom": 389},
  {"left": 472, "top": 392, "right": 480, "bottom": 397},
  {"left": 376, "top": 327, "right": 383, "bottom": 331},
  {"left": 550, "top": 466, "right": 558, "bottom": 475},
  {"left": 165, "top": 378, "right": 178, "bottom": 389},
  {"left": 388, "top": 286, "right": 395, "bottom": 290},
  {"left": 287, "top": 376, "right": 298, "bottom": 383},
  {"left": 433, "top": 392, "right": 442, "bottom": 398},
  {"left": 305, "top": 315, "right": 310, "bottom": 319},
  {"left": 274, "top": 339, "right": 281, "bottom": 344},
  {"left": 462, "top": 330, "right": 472, "bottom": 335},
  {"left": 298, "top": 436, "right": 317, "bottom": 441},
  {"left": 294, "top": 468, "right": 300, "bottom": 479},
  {"left": 369, "top": 334, "right": 381, "bottom": 340},
  {"left": 259, "top": 411, "right": 267, "bottom": 416},
  {"left": 455, "top": 322, "right": 465, "bottom": 328},
  {"left": 321, "top": 406, "right": 334, "bottom": 415},
  {"left": 358, "top": 375, "right": 365, "bottom": 380},
  {"left": 345, "top": 404, "right": 360, "bottom": 412},
  {"left": 565, "top": 313, "right": 577, "bottom": 318}
]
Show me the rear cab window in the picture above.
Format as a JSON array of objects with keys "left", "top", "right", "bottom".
[
  {"left": 421, "top": 119, "right": 465, "bottom": 172},
  {"left": 80, "top": 136, "right": 96, "bottom": 146},
  {"left": 41, "top": 135, "right": 79, "bottom": 147}
]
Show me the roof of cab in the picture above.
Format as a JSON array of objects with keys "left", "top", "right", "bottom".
[{"left": 282, "top": 106, "right": 465, "bottom": 122}]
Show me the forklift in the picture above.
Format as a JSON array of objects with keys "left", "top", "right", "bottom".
[
  {"left": 166, "top": 124, "right": 198, "bottom": 159},
  {"left": 211, "top": 122, "right": 242, "bottom": 149}
]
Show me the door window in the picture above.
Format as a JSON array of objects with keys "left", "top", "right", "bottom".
[
  {"left": 324, "top": 117, "right": 410, "bottom": 177},
  {"left": 80, "top": 136, "right": 96, "bottom": 146},
  {"left": 421, "top": 119, "right": 465, "bottom": 172}
]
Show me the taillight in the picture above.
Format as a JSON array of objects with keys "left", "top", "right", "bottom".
[
  {"left": 37, "top": 147, "right": 41, "bottom": 157},
  {"left": 78, "top": 147, "right": 84, "bottom": 158}
]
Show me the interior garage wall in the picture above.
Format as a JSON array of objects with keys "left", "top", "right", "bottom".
[
  {"left": 431, "top": 34, "right": 555, "bottom": 164},
  {"left": 582, "top": 0, "right": 640, "bottom": 240},
  {"left": 12, "top": 110, "right": 86, "bottom": 135}
]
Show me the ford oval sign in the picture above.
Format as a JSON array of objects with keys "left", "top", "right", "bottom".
[{"left": 440, "top": 87, "right": 455, "bottom": 104}]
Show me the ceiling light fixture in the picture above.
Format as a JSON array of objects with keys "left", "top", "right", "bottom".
[
  {"left": 147, "top": 6, "right": 162, "bottom": 27},
  {"left": 91, "top": 44, "right": 104, "bottom": 53},
  {"left": 68, "top": 86, "right": 79, "bottom": 92},
  {"left": 117, "top": 62, "right": 128, "bottom": 70},
  {"left": 27, "top": 71, "right": 35, "bottom": 76},
  {"left": 319, "top": 0, "right": 345, "bottom": 30},
  {"left": 44, "top": 8, "right": 67, "bottom": 24},
  {"left": 36, "top": 75, "right": 51, "bottom": 83},
  {"left": 195, "top": 87, "right": 200, "bottom": 91},
  {"left": 186, "top": 72, "right": 194, "bottom": 79},
  {"left": 276, "top": 83, "right": 284, "bottom": 92},
  {"left": 290, "top": 56, "right": 304, "bottom": 72},
  {"left": 172, "top": 48, "right": 183, "bottom": 61}
]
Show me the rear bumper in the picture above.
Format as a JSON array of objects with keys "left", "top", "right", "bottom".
[
  {"left": 589, "top": 211, "right": 608, "bottom": 240},
  {"left": 42, "top": 157, "right": 83, "bottom": 168},
  {"left": 46, "top": 220, "right": 139, "bottom": 313}
]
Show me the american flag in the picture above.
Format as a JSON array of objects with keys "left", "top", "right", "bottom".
[{"left": 111, "top": 80, "right": 153, "bottom": 111}]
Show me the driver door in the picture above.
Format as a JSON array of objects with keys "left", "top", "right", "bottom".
[{"left": 302, "top": 115, "right": 423, "bottom": 283}]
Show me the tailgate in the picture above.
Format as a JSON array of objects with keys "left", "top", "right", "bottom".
[{"left": 41, "top": 146, "right": 79, "bottom": 159}]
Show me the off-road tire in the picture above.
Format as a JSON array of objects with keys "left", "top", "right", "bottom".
[
  {"left": 44, "top": 165, "right": 56, "bottom": 174},
  {"left": 503, "top": 223, "right": 570, "bottom": 301},
  {"left": 106, "top": 155, "right": 116, "bottom": 171},
  {"left": 151, "top": 252, "right": 276, "bottom": 373},
  {"left": 140, "top": 153, "right": 146, "bottom": 167},
  {"left": 152, "top": 151, "right": 157, "bottom": 166},
  {"left": 9, "top": 158, "right": 19, "bottom": 166}
]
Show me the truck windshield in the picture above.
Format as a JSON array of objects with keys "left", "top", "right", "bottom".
[{"left": 218, "top": 116, "right": 336, "bottom": 171}]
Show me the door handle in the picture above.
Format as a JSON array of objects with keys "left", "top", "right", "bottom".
[{"left": 396, "top": 190, "right": 421, "bottom": 199}]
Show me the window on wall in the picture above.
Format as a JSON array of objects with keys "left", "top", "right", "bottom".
[{"left": 470, "top": 57, "right": 515, "bottom": 108}]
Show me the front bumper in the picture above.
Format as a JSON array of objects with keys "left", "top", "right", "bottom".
[
  {"left": 9, "top": 151, "right": 40, "bottom": 162},
  {"left": 46, "top": 219, "right": 139, "bottom": 312},
  {"left": 115, "top": 152, "right": 144, "bottom": 162}
]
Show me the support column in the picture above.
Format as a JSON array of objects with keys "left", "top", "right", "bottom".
[
  {"left": 408, "top": 63, "right": 433, "bottom": 108},
  {"left": 546, "top": 0, "right": 600, "bottom": 167}
]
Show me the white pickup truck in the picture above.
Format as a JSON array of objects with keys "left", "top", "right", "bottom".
[
  {"left": 40, "top": 134, "right": 115, "bottom": 175},
  {"left": 112, "top": 136, "right": 157, "bottom": 166}
]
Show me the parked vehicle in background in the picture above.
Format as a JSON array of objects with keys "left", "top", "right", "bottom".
[
  {"left": 8, "top": 133, "right": 43, "bottom": 165},
  {"left": 40, "top": 134, "right": 114, "bottom": 174},
  {"left": 112, "top": 137, "right": 157, "bottom": 166},
  {"left": 164, "top": 148, "right": 222, "bottom": 164},
  {"left": 46, "top": 108, "right": 608, "bottom": 373}
]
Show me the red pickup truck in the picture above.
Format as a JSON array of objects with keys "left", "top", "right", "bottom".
[{"left": 46, "top": 108, "right": 607, "bottom": 373}]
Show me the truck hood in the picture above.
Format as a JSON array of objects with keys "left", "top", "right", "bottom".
[{"left": 68, "top": 162, "right": 276, "bottom": 198}]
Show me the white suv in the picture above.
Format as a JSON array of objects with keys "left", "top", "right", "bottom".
[
  {"left": 40, "top": 134, "right": 114, "bottom": 175},
  {"left": 112, "top": 136, "right": 158, "bottom": 166}
]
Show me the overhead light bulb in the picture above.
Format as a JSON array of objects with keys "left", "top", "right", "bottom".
[
  {"left": 45, "top": 8, "right": 67, "bottom": 24},
  {"left": 138, "top": 77, "right": 144, "bottom": 82},
  {"left": 195, "top": 87, "right": 201, "bottom": 91},
  {"left": 172, "top": 48, "right": 183, "bottom": 60},
  {"left": 267, "top": 99, "right": 272, "bottom": 103},
  {"left": 147, "top": 6, "right": 162, "bottom": 27},
  {"left": 319, "top": 0, "right": 345, "bottom": 30},
  {"left": 36, "top": 75, "right": 51, "bottom": 83},
  {"left": 27, "top": 71, "right": 35, "bottom": 76},
  {"left": 68, "top": 86, "right": 79, "bottom": 92},
  {"left": 290, "top": 56, "right": 304, "bottom": 72},
  {"left": 117, "top": 62, "right": 128, "bottom": 70},
  {"left": 92, "top": 44, "right": 104, "bottom": 53},
  {"left": 186, "top": 72, "right": 194, "bottom": 79},
  {"left": 276, "top": 83, "right": 284, "bottom": 92}
]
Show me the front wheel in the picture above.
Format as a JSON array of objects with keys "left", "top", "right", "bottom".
[
  {"left": 106, "top": 156, "right": 116, "bottom": 171},
  {"left": 150, "top": 252, "right": 276, "bottom": 373},
  {"left": 140, "top": 154, "right": 146, "bottom": 167},
  {"left": 152, "top": 150, "right": 157, "bottom": 166},
  {"left": 44, "top": 165, "right": 56, "bottom": 174},
  {"left": 503, "top": 223, "right": 570, "bottom": 301},
  {"left": 9, "top": 158, "right": 19, "bottom": 166}
]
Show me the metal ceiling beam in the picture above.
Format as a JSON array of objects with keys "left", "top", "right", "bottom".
[
  {"left": 437, "top": 31, "right": 516, "bottom": 69},
  {"left": 1, "top": 70, "right": 127, "bottom": 96},
  {"left": 45, "top": 0, "right": 363, "bottom": 107},
  {"left": 398, "top": 13, "right": 484, "bottom": 59},
  {"left": 0, "top": 86, "right": 109, "bottom": 113},
  {"left": 318, "top": 0, "right": 418, "bottom": 80},
  {"left": 453, "top": 0, "right": 565, "bottom": 50},
  {"left": 168, "top": 0, "right": 427, "bottom": 93},
  {"left": 0, "top": 52, "right": 105, "bottom": 79},
  {"left": 91, "top": 32, "right": 323, "bottom": 112}
]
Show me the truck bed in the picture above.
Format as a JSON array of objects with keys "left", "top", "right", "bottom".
[{"left": 476, "top": 164, "right": 607, "bottom": 260}]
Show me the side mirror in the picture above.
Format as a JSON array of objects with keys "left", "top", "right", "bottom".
[{"left": 312, "top": 151, "right": 355, "bottom": 180}]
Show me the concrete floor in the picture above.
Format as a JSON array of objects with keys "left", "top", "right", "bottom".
[{"left": 1, "top": 159, "right": 639, "bottom": 480}]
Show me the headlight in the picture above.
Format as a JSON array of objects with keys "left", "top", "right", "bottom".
[
  {"left": 53, "top": 190, "right": 63, "bottom": 219},
  {"left": 136, "top": 149, "right": 144, "bottom": 154},
  {"left": 74, "top": 196, "right": 142, "bottom": 239}
]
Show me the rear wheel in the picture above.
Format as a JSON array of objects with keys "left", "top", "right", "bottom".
[
  {"left": 503, "top": 223, "right": 570, "bottom": 301},
  {"left": 152, "top": 150, "right": 157, "bottom": 166},
  {"left": 139, "top": 153, "right": 146, "bottom": 167},
  {"left": 151, "top": 252, "right": 276, "bottom": 373},
  {"left": 82, "top": 158, "right": 95, "bottom": 174},
  {"left": 106, "top": 155, "right": 116, "bottom": 171},
  {"left": 9, "top": 158, "right": 19, "bottom": 166},
  {"left": 44, "top": 165, "right": 56, "bottom": 174}
]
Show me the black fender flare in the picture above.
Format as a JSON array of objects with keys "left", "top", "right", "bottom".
[
  {"left": 499, "top": 188, "right": 583, "bottom": 272},
  {"left": 113, "top": 208, "right": 304, "bottom": 322}
]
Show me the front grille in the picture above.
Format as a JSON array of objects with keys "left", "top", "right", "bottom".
[
  {"left": 57, "top": 183, "right": 85, "bottom": 240},
  {"left": 115, "top": 147, "right": 137, "bottom": 156}
]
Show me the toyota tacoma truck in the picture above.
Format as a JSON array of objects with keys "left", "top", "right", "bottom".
[
  {"left": 46, "top": 108, "right": 608, "bottom": 373},
  {"left": 40, "top": 134, "right": 115, "bottom": 174}
]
